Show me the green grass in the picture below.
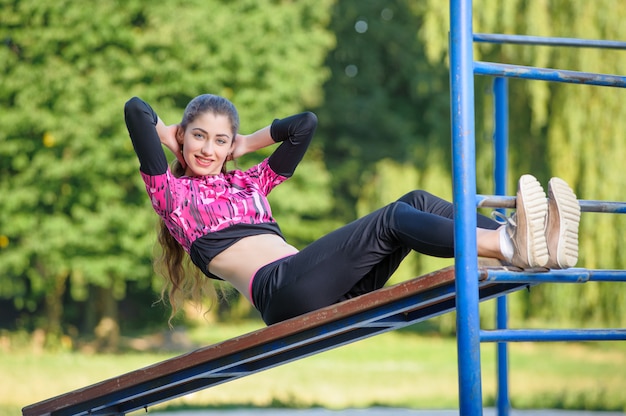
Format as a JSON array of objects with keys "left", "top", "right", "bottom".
[{"left": 3, "top": 323, "right": 626, "bottom": 416}]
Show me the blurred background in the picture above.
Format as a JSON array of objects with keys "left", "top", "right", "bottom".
[{"left": 1, "top": 0, "right": 625, "bottom": 414}]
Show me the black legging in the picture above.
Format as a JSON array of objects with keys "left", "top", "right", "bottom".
[{"left": 251, "top": 190, "right": 499, "bottom": 325}]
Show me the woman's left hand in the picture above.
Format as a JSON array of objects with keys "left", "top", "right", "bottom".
[{"left": 230, "top": 133, "right": 248, "bottom": 160}]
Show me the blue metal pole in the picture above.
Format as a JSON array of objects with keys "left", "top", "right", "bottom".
[
  {"left": 481, "top": 329, "right": 626, "bottom": 342},
  {"left": 485, "top": 268, "right": 626, "bottom": 283},
  {"left": 474, "top": 61, "right": 626, "bottom": 88},
  {"left": 449, "top": 1, "right": 483, "bottom": 414},
  {"left": 473, "top": 33, "right": 626, "bottom": 50},
  {"left": 493, "top": 76, "right": 510, "bottom": 416},
  {"left": 475, "top": 196, "right": 626, "bottom": 214},
  {"left": 493, "top": 78, "right": 509, "bottom": 193}
]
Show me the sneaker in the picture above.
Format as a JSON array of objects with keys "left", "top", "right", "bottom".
[
  {"left": 545, "top": 177, "right": 581, "bottom": 269},
  {"left": 503, "top": 174, "right": 550, "bottom": 268}
]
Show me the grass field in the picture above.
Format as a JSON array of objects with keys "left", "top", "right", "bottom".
[{"left": 2, "top": 322, "right": 625, "bottom": 416}]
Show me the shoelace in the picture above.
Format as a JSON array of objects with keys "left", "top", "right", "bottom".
[{"left": 491, "top": 211, "right": 515, "bottom": 227}]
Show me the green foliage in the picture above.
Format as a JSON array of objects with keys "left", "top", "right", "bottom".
[
  {"left": 0, "top": 0, "right": 335, "bottom": 334},
  {"left": 315, "top": 0, "right": 453, "bottom": 218},
  {"left": 472, "top": 0, "right": 626, "bottom": 327},
  {"left": 349, "top": 0, "right": 626, "bottom": 328},
  {"left": 2, "top": 0, "right": 158, "bottom": 325},
  {"left": 1, "top": 0, "right": 625, "bottom": 337}
]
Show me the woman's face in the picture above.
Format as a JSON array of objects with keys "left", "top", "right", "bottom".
[{"left": 180, "top": 112, "right": 234, "bottom": 176}]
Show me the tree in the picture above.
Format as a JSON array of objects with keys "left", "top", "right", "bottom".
[
  {"left": 314, "top": 1, "right": 453, "bottom": 220},
  {"left": 470, "top": 0, "right": 626, "bottom": 327},
  {"left": 316, "top": 0, "right": 626, "bottom": 327},
  {"left": 0, "top": 0, "right": 336, "bottom": 344},
  {"left": 419, "top": 0, "right": 626, "bottom": 326}
]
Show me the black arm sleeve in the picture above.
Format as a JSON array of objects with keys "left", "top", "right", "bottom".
[
  {"left": 124, "top": 97, "right": 169, "bottom": 175},
  {"left": 267, "top": 111, "right": 317, "bottom": 177}
]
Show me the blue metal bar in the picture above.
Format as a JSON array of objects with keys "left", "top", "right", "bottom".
[
  {"left": 476, "top": 195, "right": 626, "bottom": 214},
  {"left": 493, "top": 77, "right": 510, "bottom": 416},
  {"left": 474, "top": 33, "right": 626, "bottom": 50},
  {"left": 493, "top": 79, "right": 509, "bottom": 193},
  {"left": 449, "top": 1, "right": 483, "bottom": 414},
  {"left": 481, "top": 329, "right": 626, "bottom": 343},
  {"left": 485, "top": 268, "right": 626, "bottom": 283},
  {"left": 474, "top": 61, "right": 626, "bottom": 88}
]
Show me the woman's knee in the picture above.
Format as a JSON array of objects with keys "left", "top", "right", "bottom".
[
  {"left": 397, "top": 190, "right": 437, "bottom": 208},
  {"left": 385, "top": 201, "right": 414, "bottom": 228},
  {"left": 397, "top": 190, "right": 453, "bottom": 218}
]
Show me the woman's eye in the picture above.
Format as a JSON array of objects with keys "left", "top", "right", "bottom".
[
  {"left": 216, "top": 138, "right": 227, "bottom": 145},
  {"left": 193, "top": 133, "right": 204, "bottom": 139}
]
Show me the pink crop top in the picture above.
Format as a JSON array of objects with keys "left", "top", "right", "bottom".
[{"left": 141, "top": 158, "right": 286, "bottom": 252}]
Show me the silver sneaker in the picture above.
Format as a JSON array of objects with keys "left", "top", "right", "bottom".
[
  {"left": 502, "top": 174, "right": 550, "bottom": 269},
  {"left": 545, "top": 177, "right": 581, "bottom": 269}
]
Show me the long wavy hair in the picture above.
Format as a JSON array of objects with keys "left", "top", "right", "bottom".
[{"left": 154, "top": 94, "right": 240, "bottom": 325}]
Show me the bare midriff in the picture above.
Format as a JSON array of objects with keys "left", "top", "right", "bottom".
[{"left": 208, "top": 234, "right": 299, "bottom": 303}]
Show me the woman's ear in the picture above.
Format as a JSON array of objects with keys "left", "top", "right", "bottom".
[{"left": 176, "top": 125, "right": 184, "bottom": 145}]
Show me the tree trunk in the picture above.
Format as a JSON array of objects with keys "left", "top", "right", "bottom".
[
  {"left": 92, "top": 285, "right": 120, "bottom": 353},
  {"left": 40, "top": 263, "right": 68, "bottom": 348}
]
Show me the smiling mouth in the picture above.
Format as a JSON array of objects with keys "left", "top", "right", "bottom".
[{"left": 195, "top": 156, "right": 214, "bottom": 166}]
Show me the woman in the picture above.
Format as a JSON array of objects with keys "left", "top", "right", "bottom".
[{"left": 124, "top": 95, "right": 580, "bottom": 326}]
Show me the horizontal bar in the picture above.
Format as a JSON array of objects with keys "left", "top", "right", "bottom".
[
  {"left": 481, "top": 329, "right": 626, "bottom": 342},
  {"left": 474, "top": 61, "right": 626, "bottom": 88},
  {"left": 476, "top": 195, "right": 626, "bottom": 214},
  {"left": 474, "top": 33, "right": 626, "bottom": 50},
  {"left": 485, "top": 268, "right": 626, "bottom": 283}
]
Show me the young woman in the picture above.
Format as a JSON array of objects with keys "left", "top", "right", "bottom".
[{"left": 124, "top": 95, "right": 580, "bottom": 326}]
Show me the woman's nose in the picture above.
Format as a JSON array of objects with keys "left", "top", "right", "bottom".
[{"left": 201, "top": 141, "right": 213, "bottom": 155}]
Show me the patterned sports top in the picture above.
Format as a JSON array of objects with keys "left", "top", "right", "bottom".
[
  {"left": 124, "top": 97, "right": 316, "bottom": 279},
  {"left": 141, "top": 159, "right": 286, "bottom": 252}
]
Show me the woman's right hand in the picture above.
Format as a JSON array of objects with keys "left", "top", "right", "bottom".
[{"left": 157, "top": 121, "right": 186, "bottom": 168}]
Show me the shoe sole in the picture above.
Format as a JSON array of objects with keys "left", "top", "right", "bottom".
[
  {"left": 518, "top": 174, "right": 549, "bottom": 267},
  {"left": 547, "top": 177, "right": 581, "bottom": 268}
]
